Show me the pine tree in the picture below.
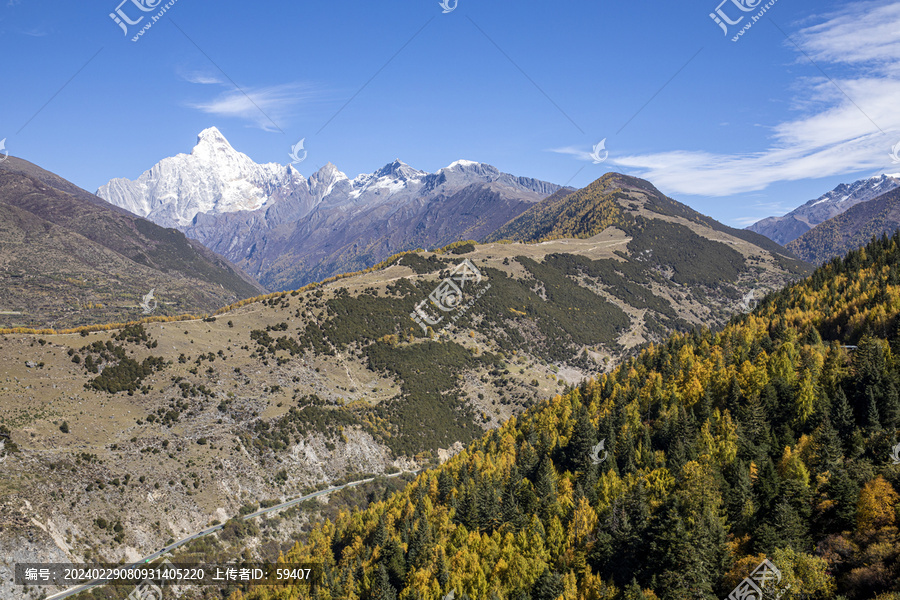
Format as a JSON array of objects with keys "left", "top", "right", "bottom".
[
  {"left": 726, "top": 377, "right": 743, "bottom": 420},
  {"left": 407, "top": 516, "right": 432, "bottom": 568},
  {"left": 370, "top": 563, "right": 397, "bottom": 600},
  {"left": 649, "top": 499, "right": 719, "bottom": 600},
  {"left": 372, "top": 514, "right": 387, "bottom": 548},
  {"left": 382, "top": 539, "right": 406, "bottom": 593},
  {"left": 623, "top": 578, "right": 649, "bottom": 600},
  {"left": 757, "top": 498, "right": 810, "bottom": 553},
  {"left": 437, "top": 468, "right": 454, "bottom": 504},
  {"left": 810, "top": 417, "right": 843, "bottom": 473},
  {"left": 436, "top": 547, "right": 450, "bottom": 591},
  {"left": 823, "top": 467, "right": 859, "bottom": 533},
  {"left": 532, "top": 568, "right": 564, "bottom": 600},
  {"left": 865, "top": 388, "right": 881, "bottom": 431},
  {"left": 476, "top": 477, "right": 501, "bottom": 532},
  {"left": 737, "top": 395, "right": 771, "bottom": 462},
  {"left": 830, "top": 387, "right": 855, "bottom": 439},
  {"left": 564, "top": 408, "right": 596, "bottom": 474},
  {"left": 723, "top": 459, "right": 753, "bottom": 535},
  {"left": 696, "top": 387, "right": 713, "bottom": 425},
  {"left": 534, "top": 456, "right": 558, "bottom": 519},
  {"left": 881, "top": 382, "right": 900, "bottom": 430},
  {"left": 501, "top": 472, "right": 525, "bottom": 530}
]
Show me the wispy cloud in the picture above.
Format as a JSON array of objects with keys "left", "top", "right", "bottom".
[
  {"left": 613, "top": 1, "right": 900, "bottom": 198},
  {"left": 733, "top": 215, "right": 768, "bottom": 227},
  {"left": 178, "top": 69, "right": 224, "bottom": 85},
  {"left": 549, "top": 145, "right": 594, "bottom": 161},
  {"left": 186, "top": 83, "right": 320, "bottom": 132},
  {"left": 22, "top": 27, "right": 50, "bottom": 37}
]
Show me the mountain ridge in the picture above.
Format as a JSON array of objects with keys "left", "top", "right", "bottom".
[
  {"left": 0, "top": 156, "right": 265, "bottom": 329},
  {"left": 96, "top": 128, "right": 564, "bottom": 291},
  {"left": 786, "top": 185, "right": 900, "bottom": 263},
  {"left": 747, "top": 173, "right": 900, "bottom": 245}
]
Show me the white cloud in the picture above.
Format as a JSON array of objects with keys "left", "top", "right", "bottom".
[
  {"left": 187, "top": 83, "right": 320, "bottom": 132},
  {"left": 549, "top": 145, "right": 594, "bottom": 161},
  {"left": 732, "top": 215, "right": 768, "bottom": 226},
  {"left": 609, "top": 1, "right": 900, "bottom": 198},
  {"left": 22, "top": 27, "right": 49, "bottom": 37},
  {"left": 180, "top": 70, "right": 223, "bottom": 85}
]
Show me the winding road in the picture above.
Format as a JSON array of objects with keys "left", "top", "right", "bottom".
[{"left": 44, "top": 470, "right": 417, "bottom": 600}]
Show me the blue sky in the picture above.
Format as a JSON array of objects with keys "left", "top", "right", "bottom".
[{"left": 2, "top": 0, "right": 899, "bottom": 227}]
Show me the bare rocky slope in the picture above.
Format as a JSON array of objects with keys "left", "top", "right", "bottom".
[{"left": 0, "top": 156, "right": 265, "bottom": 330}]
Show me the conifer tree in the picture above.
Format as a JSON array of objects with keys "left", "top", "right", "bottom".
[{"left": 370, "top": 563, "right": 397, "bottom": 600}]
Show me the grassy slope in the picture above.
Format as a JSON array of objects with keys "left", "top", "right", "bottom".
[{"left": 0, "top": 228, "right": 803, "bottom": 578}]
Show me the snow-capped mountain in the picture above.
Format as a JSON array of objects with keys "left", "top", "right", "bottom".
[
  {"left": 98, "top": 127, "right": 313, "bottom": 228},
  {"left": 747, "top": 173, "right": 900, "bottom": 246},
  {"left": 97, "top": 128, "right": 563, "bottom": 291}
]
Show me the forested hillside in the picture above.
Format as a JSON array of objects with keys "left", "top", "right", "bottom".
[{"left": 233, "top": 233, "right": 900, "bottom": 600}]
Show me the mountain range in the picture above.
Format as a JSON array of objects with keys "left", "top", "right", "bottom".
[
  {"left": 0, "top": 167, "right": 809, "bottom": 592},
  {"left": 0, "top": 156, "right": 264, "bottom": 330},
  {"left": 787, "top": 185, "right": 900, "bottom": 264},
  {"left": 747, "top": 173, "right": 900, "bottom": 246},
  {"left": 97, "top": 128, "right": 563, "bottom": 291}
]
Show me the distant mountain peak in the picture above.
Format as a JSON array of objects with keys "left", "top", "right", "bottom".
[
  {"left": 446, "top": 159, "right": 480, "bottom": 169},
  {"left": 196, "top": 126, "right": 227, "bottom": 143},
  {"left": 373, "top": 159, "right": 424, "bottom": 181},
  {"left": 787, "top": 183, "right": 900, "bottom": 264},
  {"left": 309, "top": 162, "right": 349, "bottom": 199},
  {"left": 317, "top": 161, "right": 344, "bottom": 175},
  {"left": 191, "top": 126, "right": 240, "bottom": 161},
  {"left": 97, "top": 130, "right": 565, "bottom": 290},
  {"left": 748, "top": 173, "right": 900, "bottom": 246}
]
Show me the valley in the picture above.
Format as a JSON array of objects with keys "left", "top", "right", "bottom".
[{"left": 0, "top": 171, "right": 807, "bottom": 599}]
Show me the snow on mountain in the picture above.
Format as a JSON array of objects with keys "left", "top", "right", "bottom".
[
  {"left": 97, "top": 127, "right": 297, "bottom": 227},
  {"left": 747, "top": 173, "right": 900, "bottom": 246},
  {"left": 96, "top": 130, "right": 535, "bottom": 227},
  {"left": 96, "top": 128, "right": 563, "bottom": 291}
]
